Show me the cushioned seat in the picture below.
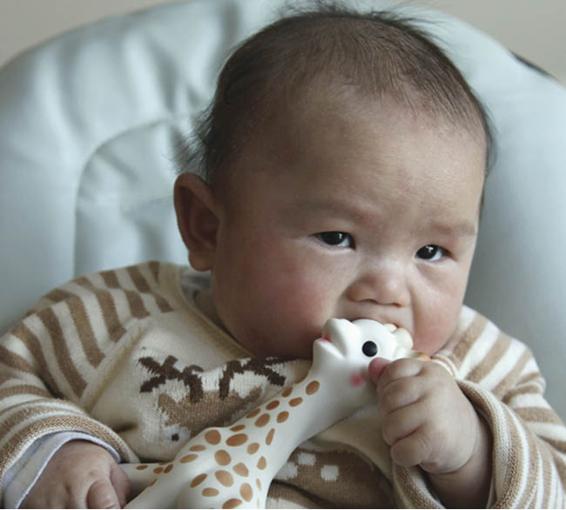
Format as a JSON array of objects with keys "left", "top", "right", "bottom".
[{"left": 0, "top": 0, "right": 565, "bottom": 418}]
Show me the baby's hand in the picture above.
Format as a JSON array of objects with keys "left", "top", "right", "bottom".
[
  {"left": 21, "top": 440, "right": 130, "bottom": 509},
  {"left": 369, "top": 357, "right": 481, "bottom": 474}
]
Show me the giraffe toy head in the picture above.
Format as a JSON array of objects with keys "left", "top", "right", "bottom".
[{"left": 311, "top": 318, "right": 415, "bottom": 402}]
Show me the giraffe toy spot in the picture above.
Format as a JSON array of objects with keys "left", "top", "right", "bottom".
[
  {"left": 202, "top": 488, "right": 219, "bottom": 497},
  {"left": 289, "top": 397, "right": 303, "bottom": 406},
  {"left": 277, "top": 411, "right": 289, "bottom": 423},
  {"left": 223, "top": 498, "right": 242, "bottom": 509},
  {"left": 215, "top": 470, "right": 234, "bottom": 487},
  {"left": 215, "top": 450, "right": 231, "bottom": 466},
  {"left": 234, "top": 463, "right": 249, "bottom": 476},
  {"left": 281, "top": 387, "right": 293, "bottom": 397},
  {"left": 240, "top": 483, "right": 253, "bottom": 502},
  {"left": 190, "top": 473, "right": 207, "bottom": 487},
  {"left": 255, "top": 413, "right": 270, "bottom": 427},
  {"left": 230, "top": 424, "right": 246, "bottom": 432},
  {"left": 266, "top": 428, "right": 275, "bottom": 445},
  {"left": 164, "top": 464, "right": 174, "bottom": 473},
  {"left": 266, "top": 400, "right": 280, "bottom": 410},
  {"left": 179, "top": 453, "right": 198, "bottom": 463},
  {"left": 257, "top": 456, "right": 267, "bottom": 470},
  {"left": 135, "top": 464, "right": 149, "bottom": 471},
  {"left": 226, "top": 433, "right": 248, "bottom": 446},
  {"left": 246, "top": 408, "right": 261, "bottom": 419},
  {"left": 190, "top": 444, "right": 206, "bottom": 452},
  {"left": 205, "top": 430, "right": 222, "bottom": 445},
  {"left": 306, "top": 380, "right": 320, "bottom": 394},
  {"left": 247, "top": 442, "right": 260, "bottom": 454}
]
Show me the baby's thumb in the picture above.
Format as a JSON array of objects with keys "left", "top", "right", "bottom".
[
  {"left": 111, "top": 463, "right": 132, "bottom": 507},
  {"left": 368, "top": 357, "right": 390, "bottom": 383},
  {"left": 86, "top": 478, "right": 121, "bottom": 509}
]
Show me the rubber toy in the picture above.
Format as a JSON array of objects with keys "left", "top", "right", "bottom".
[{"left": 123, "top": 318, "right": 423, "bottom": 508}]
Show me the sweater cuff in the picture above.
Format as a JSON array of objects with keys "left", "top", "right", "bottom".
[{"left": 3, "top": 432, "right": 119, "bottom": 509}]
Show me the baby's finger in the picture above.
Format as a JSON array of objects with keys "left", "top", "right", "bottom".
[
  {"left": 368, "top": 357, "right": 390, "bottom": 382},
  {"left": 378, "top": 375, "right": 423, "bottom": 414},
  {"left": 381, "top": 402, "right": 424, "bottom": 446},
  {"left": 87, "top": 479, "right": 121, "bottom": 509},
  {"left": 389, "top": 428, "right": 432, "bottom": 468},
  {"left": 111, "top": 463, "right": 132, "bottom": 507},
  {"left": 376, "top": 358, "right": 423, "bottom": 392}
]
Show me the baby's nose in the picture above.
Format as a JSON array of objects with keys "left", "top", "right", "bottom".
[{"left": 346, "top": 263, "right": 409, "bottom": 307}]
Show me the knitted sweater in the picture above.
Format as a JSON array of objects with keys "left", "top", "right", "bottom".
[{"left": 0, "top": 261, "right": 565, "bottom": 508}]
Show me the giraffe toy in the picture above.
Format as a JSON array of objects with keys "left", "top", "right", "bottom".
[{"left": 122, "top": 318, "right": 422, "bottom": 508}]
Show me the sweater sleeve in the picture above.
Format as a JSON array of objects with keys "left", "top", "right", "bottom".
[
  {"left": 0, "top": 261, "right": 173, "bottom": 501},
  {"left": 392, "top": 308, "right": 566, "bottom": 508}
]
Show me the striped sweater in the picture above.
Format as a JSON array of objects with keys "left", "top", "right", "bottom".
[{"left": 0, "top": 261, "right": 565, "bottom": 508}]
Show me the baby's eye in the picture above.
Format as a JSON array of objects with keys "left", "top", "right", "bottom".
[
  {"left": 315, "top": 232, "right": 354, "bottom": 248},
  {"left": 416, "top": 244, "right": 446, "bottom": 262}
]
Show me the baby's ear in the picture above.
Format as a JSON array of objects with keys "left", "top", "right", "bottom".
[{"left": 174, "top": 173, "right": 219, "bottom": 271}]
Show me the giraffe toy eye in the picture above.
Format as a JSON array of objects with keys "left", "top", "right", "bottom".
[{"left": 362, "top": 341, "right": 378, "bottom": 357}]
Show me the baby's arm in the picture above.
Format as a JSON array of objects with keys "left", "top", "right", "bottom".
[
  {"left": 0, "top": 285, "right": 135, "bottom": 507},
  {"left": 370, "top": 358, "right": 492, "bottom": 507},
  {"left": 21, "top": 440, "right": 130, "bottom": 509},
  {"left": 371, "top": 322, "right": 566, "bottom": 508}
]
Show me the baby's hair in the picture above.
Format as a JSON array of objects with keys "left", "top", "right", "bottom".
[{"left": 181, "top": 1, "right": 493, "bottom": 185}]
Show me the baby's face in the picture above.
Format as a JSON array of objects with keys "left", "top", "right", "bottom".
[{"left": 207, "top": 94, "right": 485, "bottom": 359}]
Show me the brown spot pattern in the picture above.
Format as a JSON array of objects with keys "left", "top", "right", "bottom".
[
  {"left": 215, "top": 470, "right": 234, "bottom": 487},
  {"left": 153, "top": 466, "right": 163, "bottom": 474},
  {"left": 246, "top": 408, "right": 261, "bottom": 419},
  {"left": 190, "top": 444, "right": 205, "bottom": 451},
  {"left": 230, "top": 424, "right": 245, "bottom": 432},
  {"left": 215, "top": 450, "right": 231, "bottom": 466},
  {"left": 247, "top": 442, "right": 260, "bottom": 454},
  {"left": 180, "top": 454, "right": 198, "bottom": 463},
  {"left": 234, "top": 463, "right": 249, "bottom": 476},
  {"left": 266, "top": 400, "right": 280, "bottom": 410},
  {"left": 306, "top": 380, "right": 320, "bottom": 394},
  {"left": 227, "top": 433, "right": 248, "bottom": 446},
  {"left": 191, "top": 474, "right": 207, "bottom": 487},
  {"left": 257, "top": 456, "right": 267, "bottom": 470},
  {"left": 203, "top": 488, "right": 219, "bottom": 497},
  {"left": 255, "top": 413, "right": 270, "bottom": 427},
  {"left": 164, "top": 464, "right": 174, "bottom": 473},
  {"left": 223, "top": 499, "right": 242, "bottom": 509},
  {"left": 266, "top": 428, "right": 275, "bottom": 445},
  {"left": 136, "top": 464, "right": 149, "bottom": 470},
  {"left": 205, "top": 430, "right": 221, "bottom": 444},
  {"left": 281, "top": 387, "right": 293, "bottom": 397},
  {"left": 289, "top": 397, "right": 303, "bottom": 406},
  {"left": 277, "top": 411, "right": 289, "bottom": 423},
  {"left": 240, "top": 483, "right": 253, "bottom": 501}
]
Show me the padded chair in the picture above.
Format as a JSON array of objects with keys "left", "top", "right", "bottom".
[{"left": 1, "top": 0, "right": 565, "bottom": 419}]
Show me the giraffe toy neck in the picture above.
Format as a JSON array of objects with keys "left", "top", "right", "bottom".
[{"left": 124, "top": 318, "right": 416, "bottom": 509}]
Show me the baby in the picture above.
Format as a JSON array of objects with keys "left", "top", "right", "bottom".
[{"left": 1, "top": 3, "right": 565, "bottom": 509}]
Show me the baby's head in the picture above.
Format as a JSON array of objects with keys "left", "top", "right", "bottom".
[{"left": 175, "top": 4, "right": 491, "bottom": 359}]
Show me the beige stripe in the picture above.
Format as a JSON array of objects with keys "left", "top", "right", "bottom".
[
  {"left": 66, "top": 296, "right": 104, "bottom": 367},
  {"left": 519, "top": 418, "right": 540, "bottom": 507},
  {"left": 123, "top": 290, "right": 150, "bottom": 319},
  {"left": 0, "top": 398, "right": 59, "bottom": 442},
  {"left": 148, "top": 261, "right": 160, "bottom": 284},
  {"left": 0, "top": 345, "right": 35, "bottom": 374},
  {"left": 503, "top": 383, "right": 542, "bottom": 405},
  {"left": 448, "top": 313, "right": 488, "bottom": 365},
  {"left": 394, "top": 467, "right": 439, "bottom": 508},
  {"left": 546, "top": 437, "right": 566, "bottom": 454},
  {"left": 0, "top": 413, "right": 134, "bottom": 477},
  {"left": 495, "top": 406, "right": 525, "bottom": 508},
  {"left": 467, "top": 332, "right": 510, "bottom": 384},
  {"left": 492, "top": 348, "right": 531, "bottom": 399},
  {"left": 74, "top": 276, "right": 93, "bottom": 289},
  {"left": 128, "top": 266, "right": 151, "bottom": 293},
  {"left": 10, "top": 323, "right": 62, "bottom": 396},
  {"left": 0, "top": 384, "right": 50, "bottom": 400},
  {"left": 95, "top": 289, "right": 127, "bottom": 342},
  {"left": 128, "top": 266, "right": 173, "bottom": 314},
  {"left": 514, "top": 406, "right": 564, "bottom": 425},
  {"left": 44, "top": 288, "right": 74, "bottom": 304},
  {"left": 100, "top": 270, "right": 120, "bottom": 289},
  {"left": 549, "top": 449, "right": 566, "bottom": 490},
  {"left": 37, "top": 308, "right": 86, "bottom": 398}
]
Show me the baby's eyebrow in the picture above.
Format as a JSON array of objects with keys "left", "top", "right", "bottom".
[{"left": 430, "top": 221, "right": 478, "bottom": 237}]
